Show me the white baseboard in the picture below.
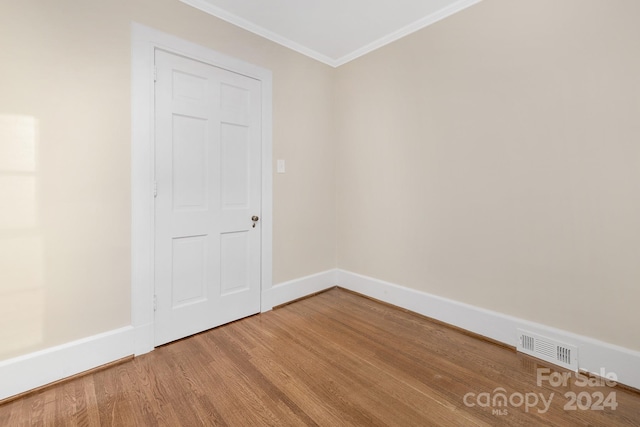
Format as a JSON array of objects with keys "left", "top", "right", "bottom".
[
  {"left": 0, "top": 326, "right": 134, "bottom": 401},
  {"left": 261, "top": 270, "right": 337, "bottom": 312},
  {"left": 4, "top": 269, "right": 638, "bottom": 401},
  {"left": 0, "top": 269, "right": 335, "bottom": 401},
  {"left": 133, "top": 322, "right": 154, "bottom": 356},
  {"left": 336, "top": 269, "right": 640, "bottom": 391}
]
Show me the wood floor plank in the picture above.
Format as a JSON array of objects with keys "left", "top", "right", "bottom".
[
  {"left": 128, "top": 353, "right": 184, "bottom": 426},
  {"left": 224, "top": 322, "right": 383, "bottom": 426},
  {"left": 78, "top": 374, "right": 102, "bottom": 427},
  {"left": 221, "top": 318, "right": 424, "bottom": 426},
  {"left": 268, "top": 298, "right": 496, "bottom": 426},
  {"left": 1, "top": 288, "right": 639, "bottom": 426},
  {"left": 1, "top": 396, "right": 22, "bottom": 427},
  {"left": 236, "top": 317, "right": 411, "bottom": 426},
  {"left": 306, "top": 290, "right": 640, "bottom": 426},
  {"left": 300, "top": 296, "right": 543, "bottom": 423}
]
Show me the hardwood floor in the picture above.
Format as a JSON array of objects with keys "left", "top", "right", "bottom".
[{"left": 1, "top": 288, "right": 639, "bottom": 426}]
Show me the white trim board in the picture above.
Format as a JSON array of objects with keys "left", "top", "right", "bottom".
[
  {"left": 4, "top": 268, "right": 638, "bottom": 400},
  {"left": 0, "top": 269, "right": 331, "bottom": 401},
  {"left": 178, "top": 0, "right": 336, "bottom": 67},
  {"left": 131, "top": 23, "right": 273, "bottom": 356},
  {"left": 261, "top": 270, "right": 337, "bottom": 311},
  {"left": 335, "top": 0, "right": 482, "bottom": 67},
  {"left": 178, "top": 0, "right": 482, "bottom": 68},
  {"left": 0, "top": 327, "right": 134, "bottom": 401},
  {"left": 336, "top": 269, "right": 640, "bottom": 391}
]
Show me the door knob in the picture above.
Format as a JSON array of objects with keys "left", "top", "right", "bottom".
[{"left": 251, "top": 215, "right": 259, "bottom": 228}]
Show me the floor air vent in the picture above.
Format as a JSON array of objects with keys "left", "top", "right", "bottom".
[{"left": 517, "top": 329, "right": 578, "bottom": 371}]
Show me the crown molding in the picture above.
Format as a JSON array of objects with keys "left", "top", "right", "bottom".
[
  {"left": 179, "top": 0, "right": 339, "bottom": 67},
  {"left": 179, "top": 0, "right": 483, "bottom": 68},
  {"left": 333, "top": 0, "right": 483, "bottom": 66}
]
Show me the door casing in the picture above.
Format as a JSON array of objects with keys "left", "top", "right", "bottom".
[{"left": 131, "top": 23, "right": 273, "bottom": 356}]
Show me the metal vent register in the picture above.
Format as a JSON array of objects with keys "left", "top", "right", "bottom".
[{"left": 517, "top": 329, "right": 578, "bottom": 371}]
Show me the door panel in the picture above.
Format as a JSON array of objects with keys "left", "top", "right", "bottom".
[
  {"left": 154, "top": 49, "right": 262, "bottom": 346},
  {"left": 172, "top": 115, "right": 208, "bottom": 210},
  {"left": 221, "top": 123, "right": 250, "bottom": 208},
  {"left": 171, "top": 235, "right": 207, "bottom": 308},
  {"left": 220, "top": 231, "right": 250, "bottom": 295}
]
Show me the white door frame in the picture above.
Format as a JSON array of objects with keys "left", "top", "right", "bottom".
[{"left": 131, "top": 23, "right": 273, "bottom": 356}]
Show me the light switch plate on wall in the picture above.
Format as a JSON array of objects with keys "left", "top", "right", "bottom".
[{"left": 277, "top": 159, "right": 286, "bottom": 173}]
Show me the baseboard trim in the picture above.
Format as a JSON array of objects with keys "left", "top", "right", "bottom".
[
  {"left": 261, "top": 270, "right": 337, "bottom": 312},
  {"left": 273, "top": 287, "right": 336, "bottom": 310},
  {"left": 338, "top": 286, "right": 514, "bottom": 351},
  {"left": 0, "top": 326, "right": 134, "bottom": 401},
  {"left": 0, "top": 355, "right": 133, "bottom": 406},
  {"left": 336, "top": 269, "right": 640, "bottom": 390},
  {"left": 0, "top": 268, "right": 336, "bottom": 401},
  {"left": 4, "top": 269, "right": 638, "bottom": 400},
  {"left": 133, "top": 322, "right": 154, "bottom": 356}
]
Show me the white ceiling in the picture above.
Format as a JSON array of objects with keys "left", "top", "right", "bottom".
[{"left": 179, "top": 0, "right": 482, "bottom": 67}]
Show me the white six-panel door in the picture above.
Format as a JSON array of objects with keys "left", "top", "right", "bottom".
[{"left": 154, "top": 49, "right": 262, "bottom": 346}]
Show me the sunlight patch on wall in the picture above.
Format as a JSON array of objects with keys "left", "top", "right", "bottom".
[{"left": 0, "top": 115, "right": 45, "bottom": 360}]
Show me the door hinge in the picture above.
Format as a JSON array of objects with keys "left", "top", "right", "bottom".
[
  {"left": 154, "top": 295, "right": 157, "bottom": 312},
  {"left": 154, "top": 66, "right": 158, "bottom": 82},
  {"left": 153, "top": 181, "right": 158, "bottom": 198}
]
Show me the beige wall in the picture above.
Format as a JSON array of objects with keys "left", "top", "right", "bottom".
[
  {"left": 2, "top": 0, "right": 638, "bottom": 363},
  {"left": 335, "top": 0, "right": 640, "bottom": 351},
  {"left": 0, "top": 0, "right": 336, "bottom": 360}
]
